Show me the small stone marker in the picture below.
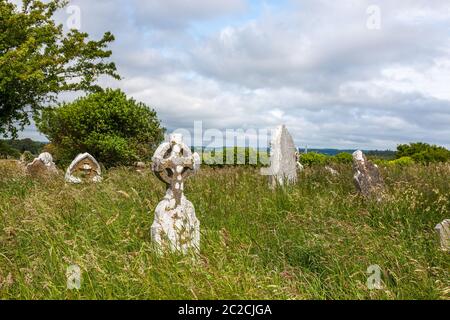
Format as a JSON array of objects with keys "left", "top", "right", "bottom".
[
  {"left": 352, "top": 150, "right": 384, "bottom": 198},
  {"left": 261, "top": 125, "right": 298, "bottom": 188},
  {"left": 325, "top": 165, "right": 338, "bottom": 176},
  {"left": 65, "top": 152, "right": 102, "bottom": 184},
  {"left": 134, "top": 161, "right": 146, "bottom": 173},
  {"left": 20, "top": 151, "right": 35, "bottom": 164},
  {"left": 151, "top": 134, "right": 201, "bottom": 254},
  {"left": 296, "top": 151, "right": 304, "bottom": 171},
  {"left": 26, "top": 152, "right": 58, "bottom": 176},
  {"left": 435, "top": 219, "right": 450, "bottom": 251}
]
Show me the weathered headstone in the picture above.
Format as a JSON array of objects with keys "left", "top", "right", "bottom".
[
  {"left": 26, "top": 152, "right": 58, "bottom": 176},
  {"left": 352, "top": 150, "right": 384, "bottom": 198},
  {"left": 151, "top": 134, "right": 201, "bottom": 254},
  {"left": 65, "top": 153, "right": 102, "bottom": 184},
  {"left": 261, "top": 125, "right": 298, "bottom": 188},
  {"left": 435, "top": 219, "right": 450, "bottom": 251}
]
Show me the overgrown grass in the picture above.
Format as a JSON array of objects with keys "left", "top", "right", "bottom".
[{"left": 0, "top": 161, "right": 449, "bottom": 299}]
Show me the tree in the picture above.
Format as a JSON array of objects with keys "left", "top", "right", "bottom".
[
  {"left": 396, "top": 142, "right": 450, "bottom": 164},
  {"left": 35, "top": 89, "right": 165, "bottom": 167},
  {"left": 0, "top": 0, "right": 120, "bottom": 138}
]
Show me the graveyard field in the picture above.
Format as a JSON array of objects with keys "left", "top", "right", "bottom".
[{"left": 0, "top": 160, "right": 449, "bottom": 300}]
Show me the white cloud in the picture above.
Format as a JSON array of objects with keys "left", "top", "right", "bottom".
[
  {"left": 14, "top": 0, "right": 450, "bottom": 149},
  {"left": 130, "top": 0, "right": 247, "bottom": 29}
]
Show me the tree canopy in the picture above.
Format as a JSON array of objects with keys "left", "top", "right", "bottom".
[
  {"left": 35, "top": 89, "right": 165, "bottom": 167},
  {"left": 0, "top": 0, "right": 120, "bottom": 137},
  {"left": 396, "top": 142, "right": 450, "bottom": 164}
]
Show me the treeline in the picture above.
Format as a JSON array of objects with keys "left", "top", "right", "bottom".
[
  {"left": 200, "top": 148, "right": 361, "bottom": 166},
  {"left": 299, "top": 152, "right": 353, "bottom": 166},
  {"left": 2, "top": 138, "right": 449, "bottom": 167},
  {"left": 366, "top": 150, "right": 396, "bottom": 160},
  {"left": 0, "top": 139, "right": 46, "bottom": 159},
  {"left": 300, "top": 142, "right": 450, "bottom": 167},
  {"left": 198, "top": 147, "right": 270, "bottom": 167}
]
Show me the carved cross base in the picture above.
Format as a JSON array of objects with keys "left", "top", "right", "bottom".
[{"left": 151, "top": 191, "right": 200, "bottom": 254}]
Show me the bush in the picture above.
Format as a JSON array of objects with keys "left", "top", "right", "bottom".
[
  {"left": 372, "top": 159, "right": 389, "bottom": 167},
  {"left": 35, "top": 89, "right": 165, "bottom": 167},
  {"left": 333, "top": 152, "right": 353, "bottom": 164},
  {"left": 20, "top": 151, "right": 35, "bottom": 163},
  {"left": 388, "top": 156, "right": 414, "bottom": 166},
  {"left": 299, "top": 152, "right": 329, "bottom": 166}
]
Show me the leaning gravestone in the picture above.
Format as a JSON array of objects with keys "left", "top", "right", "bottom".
[
  {"left": 261, "top": 125, "right": 298, "bottom": 188},
  {"left": 151, "top": 133, "right": 201, "bottom": 254},
  {"left": 435, "top": 219, "right": 450, "bottom": 251},
  {"left": 65, "top": 153, "right": 102, "bottom": 184},
  {"left": 352, "top": 150, "right": 384, "bottom": 198},
  {"left": 26, "top": 152, "right": 58, "bottom": 176}
]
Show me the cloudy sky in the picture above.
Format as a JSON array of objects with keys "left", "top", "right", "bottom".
[{"left": 17, "top": 0, "right": 450, "bottom": 149}]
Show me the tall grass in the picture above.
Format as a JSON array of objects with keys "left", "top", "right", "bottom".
[{"left": 0, "top": 161, "right": 448, "bottom": 299}]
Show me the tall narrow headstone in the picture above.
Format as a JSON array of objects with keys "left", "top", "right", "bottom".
[
  {"left": 352, "top": 150, "right": 384, "bottom": 198},
  {"left": 65, "top": 153, "right": 102, "bottom": 184},
  {"left": 151, "top": 134, "right": 201, "bottom": 254},
  {"left": 435, "top": 219, "right": 450, "bottom": 251},
  {"left": 261, "top": 125, "right": 298, "bottom": 188}
]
